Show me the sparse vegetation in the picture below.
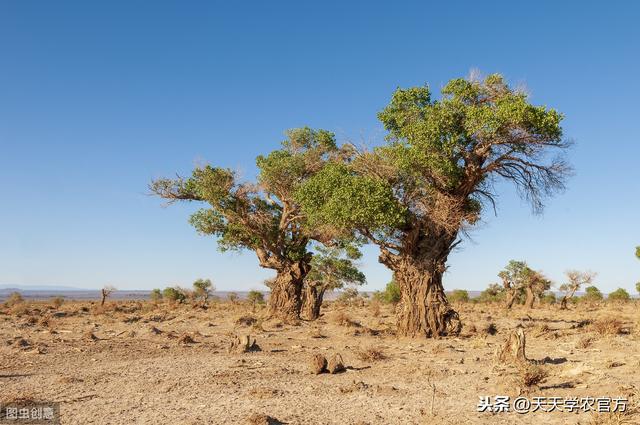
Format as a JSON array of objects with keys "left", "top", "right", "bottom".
[
  {"left": 100, "top": 285, "right": 116, "bottom": 306},
  {"left": 193, "top": 278, "right": 214, "bottom": 305},
  {"left": 162, "top": 287, "right": 187, "bottom": 303},
  {"left": 448, "top": 289, "right": 469, "bottom": 303},
  {"left": 608, "top": 288, "right": 631, "bottom": 302}
]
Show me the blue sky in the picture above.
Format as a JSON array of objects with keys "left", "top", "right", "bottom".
[{"left": 1, "top": 1, "right": 638, "bottom": 293}]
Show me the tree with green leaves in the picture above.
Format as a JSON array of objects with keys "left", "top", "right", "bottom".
[
  {"left": 608, "top": 287, "right": 630, "bottom": 302},
  {"left": 150, "top": 128, "right": 349, "bottom": 322},
  {"left": 583, "top": 285, "right": 603, "bottom": 302},
  {"left": 193, "top": 278, "right": 214, "bottom": 306},
  {"left": 297, "top": 74, "right": 570, "bottom": 337},
  {"left": 498, "top": 260, "right": 529, "bottom": 309},
  {"left": 301, "top": 246, "right": 365, "bottom": 320},
  {"left": 558, "top": 270, "right": 596, "bottom": 310}
]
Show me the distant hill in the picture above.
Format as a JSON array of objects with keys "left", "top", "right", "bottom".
[{"left": 0, "top": 284, "right": 87, "bottom": 291}]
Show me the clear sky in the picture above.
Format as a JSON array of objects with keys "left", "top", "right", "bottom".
[{"left": 1, "top": 1, "right": 638, "bottom": 293}]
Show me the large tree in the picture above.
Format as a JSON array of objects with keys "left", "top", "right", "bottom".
[
  {"left": 150, "top": 127, "right": 346, "bottom": 322},
  {"left": 296, "top": 74, "right": 571, "bottom": 337},
  {"left": 301, "top": 246, "right": 365, "bottom": 320}
]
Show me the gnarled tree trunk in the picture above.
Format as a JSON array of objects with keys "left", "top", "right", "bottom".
[
  {"left": 392, "top": 257, "right": 461, "bottom": 338},
  {"left": 267, "top": 261, "right": 310, "bottom": 322},
  {"left": 301, "top": 283, "right": 326, "bottom": 320},
  {"left": 504, "top": 288, "right": 517, "bottom": 309},
  {"left": 524, "top": 286, "right": 535, "bottom": 309}
]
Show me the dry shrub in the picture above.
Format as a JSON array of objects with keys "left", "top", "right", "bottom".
[
  {"left": 308, "top": 327, "right": 325, "bottom": 338},
  {"left": 50, "top": 297, "right": 64, "bottom": 308},
  {"left": 332, "top": 311, "right": 361, "bottom": 327},
  {"left": 178, "top": 333, "right": 196, "bottom": 344},
  {"left": 235, "top": 315, "right": 258, "bottom": 327},
  {"left": 356, "top": 346, "right": 386, "bottom": 362},
  {"left": 592, "top": 318, "right": 625, "bottom": 336},
  {"left": 5, "top": 292, "right": 24, "bottom": 307},
  {"left": 576, "top": 336, "right": 594, "bottom": 349},
  {"left": 369, "top": 300, "right": 381, "bottom": 318},
  {"left": 482, "top": 322, "right": 498, "bottom": 336},
  {"left": 516, "top": 362, "right": 548, "bottom": 388}
]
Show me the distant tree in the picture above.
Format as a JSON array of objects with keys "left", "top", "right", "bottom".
[
  {"left": 247, "top": 290, "right": 265, "bottom": 308},
  {"left": 582, "top": 285, "right": 603, "bottom": 302},
  {"left": 498, "top": 261, "right": 529, "bottom": 309},
  {"left": 636, "top": 246, "right": 640, "bottom": 259},
  {"left": 150, "top": 288, "right": 163, "bottom": 303},
  {"left": 296, "top": 74, "right": 570, "bottom": 337},
  {"left": 373, "top": 280, "right": 402, "bottom": 305},
  {"left": 301, "top": 246, "right": 366, "bottom": 320},
  {"left": 448, "top": 289, "right": 469, "bottom": 303},
  {"left": 541, "top": 292, "right": 556, "bottom": 304},
  {"left": 151, "top": 128, "right": 352, "bottom": 322},
  {"left": 162, "top": 287, "right": 186, "bottom": 303},
  {"left": 476, "top": 283, "right": 505, "bottom": 303},
  {"left": 100, "top": 285, "right": 116, "bottom": 306},
  {"left": 636, "top": 282, "right": 640, "bottom": 296},
  {"left": 5, "top": 292, "right": 24, "bottom": 307},
  {"left": 193, "top": 278, "right": 214, "bottom": 305},
  {"left": 608, "top": 288, "right": 630, "bottom": 302},
  {"left": 558, "top": 270, "right": 596, "bottom": 310},
  {"left": 227, "top": 292, "right": 239, "bottom": 304}
]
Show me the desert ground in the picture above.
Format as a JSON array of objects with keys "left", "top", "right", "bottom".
[{"left": 1, "top": 297, "right": 639, "bottom": 425}]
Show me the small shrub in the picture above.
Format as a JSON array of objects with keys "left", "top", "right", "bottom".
[
  {"left": 540, "top": 292, "right": 556, "bottom": 304},
  {"left": 247, "top": 290, "right": 265, "bottom": 306},
  {"left": 575, "top": 336, "right": 593, "bottom": 349},
  {"left": 448, "top": 289, "right": 469, "bottom": 303},
  {"left": 150, "top": 289, "right": 163, "bottom": 302},
  {"left": 227, "top": 292, "right": 239, "bottom": 304},
  {"left": 337, "top": 288, "right": 359, "bottom": 305},
  {"left": 517, "top": 363, "right": 548, "bottom": 388},
  {"left": 356, "top": 346, "right": 386, "bottom": 362},
  {"left": 582, "top": 286, "right": 603, "bottom": 302},
  {"left": 592, "top": 318, "right": 625, "bottom": 336},
  {"left": 475, "top": 283, "right": 505, "bottom": 303},
  {"left": 332, "top": 310, "right": 360, "bottom": 327},
  {"left": 5, "top": 292, "right": 24, "bottom": 307},
  {"left": 369, "top": 299, "right": 381, "bottom": 317},
  {"left": 162, "top": 287, "right": 186, "bottom": 303},
  {"left": 607, "top": 288, "right": 631, "bottom": 302},
  {"left": 50, "top": 296, "right": 64, "bottom": 308},
  {"left": 235, "top": 315, "right": 258, "bottom": 326},
  {"left": 373, "top": 281, "right": 401, "bottom": 304}
]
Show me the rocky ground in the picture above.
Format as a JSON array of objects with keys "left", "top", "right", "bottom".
[{"left": 1, "top": 298, "right": 638, "bottom": 424}]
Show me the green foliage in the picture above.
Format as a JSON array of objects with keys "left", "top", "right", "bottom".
[
  {"left": 636, "top": 246, "right": 640, "bottom": 259},
  {"left": 305, "top": 246, "right": 366, "bottom": 291},
  {"left": 636, "top": 282, "right": 640, "bottom": 295},
  {"left": 373, "top": 280, "right": 401, "bottom": 304},
  {"left": 607, "top": 288, "right": 630, "bottom": 302},
  {"left": 193, "top": 278, "right": 214, "bottom": 301},
  {"left": 150, "top": 288, "right": 163, "bottom": 302},
  {"left": 336, "top": 287, "right": 360, "bottom": 304},
  {"left": 247, "top": 290, "right": 265, "bottom": 305},
  {"left": 448, "top": 289, "right": 469, "bottom": 303},
  {"left": 476, "top": 283, "right": 505, "bottom": 303},
  {"left": 162, "top": 287, "right": 187, "bottom": 303},
  {"left": 541, "top": 292, "right": 556, "bottom": 304},
  {"left": 150, "top": 127, "right": 348, "bottom": 272},
  {"left": 582, "top": 285, "right": 603, "bottom": 302},
  {"left": 295, "top": 163, "right": 405, "bottom": 232},
  {"left": 50, "top": 296, "right": 64, "bottom": 308},
  {"left": 296, "top": 74, "right": 569, "bottom": 286},
  {"left": 227, "top": 292, "right": 239, "bottom": 303}
]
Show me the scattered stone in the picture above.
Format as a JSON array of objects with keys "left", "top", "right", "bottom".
[
  {"left": 310, "top": 354, "right": 327, "bottom": 374},
  {"left": 327, "top": 353, "right": 346, "bottom": 374},
  {"left": 229, "top": 334, "right": 261, "bottom": 353}
]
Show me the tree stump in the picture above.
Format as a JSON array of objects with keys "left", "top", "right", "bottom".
[
  {"left": 497, "top": 327, "right": 527, "bottom": 364},
  {"left": 229, "top": 334, "right": 261, "bottom": 353},
  {"left": 310, "top": 354, "right": 328, "bottom": 374},
  {"left": 327, "top": 353, "right": 346, "bottom": 374}
]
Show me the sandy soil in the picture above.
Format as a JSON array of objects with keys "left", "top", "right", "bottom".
[{"left": 1, "top": 299, "right": 638, "bottom": 424}]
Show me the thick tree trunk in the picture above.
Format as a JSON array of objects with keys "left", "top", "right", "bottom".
[
  {"left": 301, "top": 284, "right": 326, "bottom": 321},
  {"left": 504, "top": 289, "right": 517, "bottom": 309},
  {"left": 559, "top": 296, "right": 568, "bottom": 310},
  {"left": 524, "top": 286, "right": 535, "bottom": 309},
  {"left": 393, "top": 258, "right": 461, "bottom": 338},
  {"left": 267, "top": 262, "right": 309, "bottom": 322}
]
